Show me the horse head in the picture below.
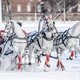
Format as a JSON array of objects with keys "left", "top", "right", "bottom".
[
  {"left": 40, "top": 20, "right": 57, "bottom": 41},
  {"left": 4, "top": 20, "right": 25, "bottom": 40},
  {"left": 4, "top": 21, "right": 15, "bottom": 38}
]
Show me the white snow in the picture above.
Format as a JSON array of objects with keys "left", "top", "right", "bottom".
[
  {"left": 0, "top": 56, "right": 80, "bottom": 80},
  {"left": 21, "top": 20, "right": 79, "bottom": 33},
  {"left": 0, "top": 20, "right": 79, "bottom": 32},
  {"left": 0, "top": 71, "right": 80, "bottom": 80}
]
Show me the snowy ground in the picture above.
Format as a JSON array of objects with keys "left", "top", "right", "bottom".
[
  {"left": 21, "top": 20, "right": 79, "bottom": 32},
  {"left": 0, "top": 21, "right": 79, "bottom": 32},
  {"left": 0, "top": 53, "right": 80, "bottom": 80},
  {"left": 0, "top": 21, "right": 80, "bottom": 80},
  {"left": 0, "top": 59, "right": 80, "bottom": 80},
  {"left": 0, "top": 70, "right": 80, "bottom": 80}
]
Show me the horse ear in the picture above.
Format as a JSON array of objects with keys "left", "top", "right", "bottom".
[
  {"left": 10, "top": 21, "right": 14, "bottom": 27},
  {"left": 17, "top": 22, "right": 22, "bottom": 27},
  {"left": 42, "top": 32, "right": 45, "bottom": 37},
  {"left": 53, "top": 21, "right": 55, "bottom": 24},
  {"left": 6, "top": 20, "right": 9, "bottom": 24}
]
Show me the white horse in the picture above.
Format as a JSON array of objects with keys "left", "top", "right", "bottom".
[
  {"left": 2, "top": 21, "right": 27, "bottom": 70},
  {"left": 53, "top": 21, "right": 80, "bottom": 70},
  {"left": 28, "top": 18, "right": 58, "bottom": 71}
]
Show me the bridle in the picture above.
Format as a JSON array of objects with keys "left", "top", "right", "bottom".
[{"left": 4, "top": 22, "right": 16, "bottom": 39}]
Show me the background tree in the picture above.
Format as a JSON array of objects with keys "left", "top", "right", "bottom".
[
  {"left": 45, "top": 0, "right": 79, "bottom": 13},
  {"left": 41, "top": 0, "right": 79, "bottom": 20},
  {"left": 3, "top": 0, "right": 11, "bottom": 20}
]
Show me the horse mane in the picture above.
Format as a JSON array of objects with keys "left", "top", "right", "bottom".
[{"left": 71, "top": 22, "right": 80, "bottom": 33}]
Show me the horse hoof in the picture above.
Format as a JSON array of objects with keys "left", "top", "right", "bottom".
[
  {"left": 70, "top": 58, "right": 73, "bottom": 60},
  {"left": 44, "top": 69, "right": 48, "bottom": 72},
  {"left": 28, "top": 62, "right": 32, "bottom": 65},
  {"left": 45, "top": 63, "right": 50, "bottom": 67},
  {"left": 62, "top": 68, "right": 65, "bottom": 71},
  {"left": 61, "top": 66, "right": 65, "bottom": 71},
  {"left": 67, "top": 57, "right": 73, "bottom": 60},
  {"left": 66, "top": 58, "right": 69, "bottom": 60},
  {"left": 45, "top": 62, "right": 50, "bottom": 67}
]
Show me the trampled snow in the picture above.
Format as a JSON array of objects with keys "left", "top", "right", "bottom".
[{"left": 0, "top": 56, "right": 80, "bottom": 80}]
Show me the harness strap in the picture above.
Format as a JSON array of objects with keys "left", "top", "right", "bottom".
[
  {"left": 36, "top": 38, "right": 41, "bottom": 49},
  {"left": 53, "top": 28, "right": 80, "bottom": 47},
  {"left": 4, "top": 51, "right": 13, "bottom": 56}
]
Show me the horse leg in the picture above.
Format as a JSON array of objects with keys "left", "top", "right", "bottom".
[
  {"left": 44, "top": 51, "right": 50, "bottom": 71},
  {"left": 45, "top": 51, "right": 50, "bottom": 67},
  {"left": 57, "top": 59, "right": 64, "bottom": 70},
  {"left": 56, "top": 47, "right": 65, "bottom": 70},
  {"left": 17, "top": 55, "right": 22, "bottom": 70},
  {"left": 57, "top": 59, "right": 59, "bottom": 68},
  {"left": 28, "top": 45, "right": 36, "bottom": 65},
  {"left": 28, "top": 49, "right": 33, "bottom": 65},
  {"left": 57, "top": 53, "right": 65, "bottom": 70},
  {"left": 37, "top": 55, "right": 41, "bottom": 64},
  {"left": 0, "top": 47, "right": 2, "bottom": 53},
  {"left": 60, "top": 61, "right": 64, "bottom": 70},
  {"left": 34, "top": 49, "right": 41, "bottom": 66}
]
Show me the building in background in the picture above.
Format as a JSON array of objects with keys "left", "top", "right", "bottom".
[
  {"left": 2, "top": 0, "right": 45, "bottom": 21},
  {"left": 1, "top": 0, "right": 80, "bottom": 21}
]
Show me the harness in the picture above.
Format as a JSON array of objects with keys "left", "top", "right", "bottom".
[
  {"left": 1, "top": 36, "right": 14, "bottom": 57},
  {"left": 42, "top": 32, "right": 54, "bottom": 41},
  {"left": 27, "top": 31, "right": 41, "bottom": 48},
  {"left": 2, "top": 21, "right": 27, "bottom": 57},
  {"left": 4, "top": 51, "right": 13, "bottom": 56},
  {"left": 53, "top": 28, "right": 80, "bottom": 47}
]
